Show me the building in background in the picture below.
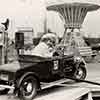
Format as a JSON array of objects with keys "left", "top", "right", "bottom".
[{"left": 15, "top": 27, "right": 34, "bottom": 55}]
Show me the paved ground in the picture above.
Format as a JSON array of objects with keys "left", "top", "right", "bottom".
[
  {"left": 0, "top": 62, "right": 100, "bottom": 100},
  {"left": 86, "top": 63, "right": 100, "bottom": 81}
]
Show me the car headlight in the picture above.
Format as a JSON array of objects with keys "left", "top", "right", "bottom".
[
  {"left": 74, "top": 56, "right": 82, "bottom": 62},
  {"left": 0, "top": 74, "right": 8, "bottom": 81}
]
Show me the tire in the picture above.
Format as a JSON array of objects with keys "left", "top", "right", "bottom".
[
  {"left": 18, "top": 76, "right": 38, "bottom": 100},
  {"left": 73, "top": 64, "right": 87, "bottom": 80}
]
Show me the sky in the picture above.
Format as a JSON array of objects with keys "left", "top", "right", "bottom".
[{"left": 0, "top": 0, "right": 100, "bottom": 38}]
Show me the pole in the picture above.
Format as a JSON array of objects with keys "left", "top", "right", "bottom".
[
  {"left": 1, "top": 28, "right": 6, "bottom": 64},
  {"left": 60, "top": 27, "right": 67, "bottom": 44},
  {"left": 44, "top": 13, "right": 47, "bottom": 34},
  {"left": 43, "top": 0, "right": 47, "bottom": 34}
]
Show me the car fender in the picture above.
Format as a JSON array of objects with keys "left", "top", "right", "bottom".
[
  {"left": 74, "top": 57, "right": 87, "bottom": 68},
  {"left": 79, "top": 58, "right": 87, "bottom": 68}
]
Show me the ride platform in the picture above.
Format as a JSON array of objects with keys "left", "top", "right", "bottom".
[{"left": 0, "top": 63, "right": 100, "bottom": 100}]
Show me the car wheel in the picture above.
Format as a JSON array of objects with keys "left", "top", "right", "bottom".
[
  {"left": 18, "top": 76, "right": 38, "bottom": 100},
  {"left": 73, "top": 64, "right": 87, "bottom": 80}
]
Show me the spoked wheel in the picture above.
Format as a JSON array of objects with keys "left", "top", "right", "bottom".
[
  {"left": 18, "top": 76, "right": 38, "bottom": 100},
  {"left": 73, "top": 64, "right": 87, "bottom": 80}
]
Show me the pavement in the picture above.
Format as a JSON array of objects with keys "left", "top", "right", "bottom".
[
  {"left": 0, "top": 62, "right": 100, "bottom": 100},
  {"left": 86, "top": 63, "right": 100, "bottom": 81}
]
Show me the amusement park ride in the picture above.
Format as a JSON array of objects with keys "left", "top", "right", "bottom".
[
  {"left": 0, "top": 1, "right": 100, "bottom": 100},
  {"left": 46, "top": 1, "right": 100, "bottom": 57}
]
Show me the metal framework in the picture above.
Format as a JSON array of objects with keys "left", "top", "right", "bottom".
[
  {"left": 47, "top": 2, "right": 100, "bottom": 29},
  {"left": 46, "top": 2, "right": 100, "bottom": 56}
]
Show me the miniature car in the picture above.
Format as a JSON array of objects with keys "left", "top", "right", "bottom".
[{"left": 0, "top": 54, "right": 87, "bottom": 100}]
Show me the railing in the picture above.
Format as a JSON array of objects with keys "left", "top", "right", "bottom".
[{"left": 78, "top": 47, "right": 96, "bottom": 57}]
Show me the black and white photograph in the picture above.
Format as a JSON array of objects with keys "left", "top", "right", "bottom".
[{"left": 0, "top": 0, "right": 100, "bottom": 100}]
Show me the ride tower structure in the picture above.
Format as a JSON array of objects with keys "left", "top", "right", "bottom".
[{"left": 46, "top": 1, "right": 100, "bottom": 56}]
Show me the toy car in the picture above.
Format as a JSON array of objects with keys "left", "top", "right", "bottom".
[{"left": 0, "top": 54, "right": 87, "bottom": 100}]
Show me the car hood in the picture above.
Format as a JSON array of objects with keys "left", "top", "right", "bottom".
[
  {"left": 0, "top": 61, "right": 39, "bottom": 73},
  {"left": 0, "top": 61, "right": 21, "bottom": 72}
]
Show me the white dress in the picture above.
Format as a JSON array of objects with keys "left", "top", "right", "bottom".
[{"left": 31, "top": 42, "right": 53, "bottom": 58}]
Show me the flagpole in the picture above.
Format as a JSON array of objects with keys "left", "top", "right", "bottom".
[{"left": 43, "top": 0, "right": 47, "bottom": 34}]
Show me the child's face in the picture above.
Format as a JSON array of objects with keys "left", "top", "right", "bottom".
[{"left": 46, "top": 39, "right": 54, "bottom": 47}]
